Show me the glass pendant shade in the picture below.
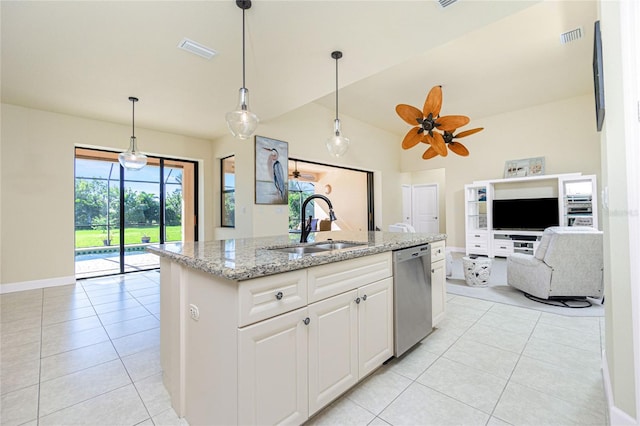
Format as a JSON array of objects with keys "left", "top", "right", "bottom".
[
  {"left": 326, "top": 118, "right": 350, "bottom": 158},
  {"left": 118, "top": 136, "right": 147, "bottom": 170},
  {"left": 226, "top": 87, "right": 259, "bottom": 140},
  {"left": 227, "top": 1, "right": 258, "bottom": 140},
  {"left": 119, "top": 96, "right": 147, "bottom": 170}
]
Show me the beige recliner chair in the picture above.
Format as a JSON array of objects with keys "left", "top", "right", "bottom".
[{"left": 507, "top": 226, "right": 603, "bottom": 301}]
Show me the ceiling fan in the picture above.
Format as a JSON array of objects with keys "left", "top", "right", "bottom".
[
  {"left": 396, "top": 85, "right": 483, "bottom": 159},
  {"left": 289, "top": 160, "right": 316, "bottom": 181}
]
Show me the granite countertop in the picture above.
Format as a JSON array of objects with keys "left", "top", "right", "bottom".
[{"left": 147, "top": 231, "right": 446, "bottom": 281}]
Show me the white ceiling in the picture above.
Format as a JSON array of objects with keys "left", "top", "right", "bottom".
[{"left": 1, "top": 1, "right": 597, "bottom": 141}]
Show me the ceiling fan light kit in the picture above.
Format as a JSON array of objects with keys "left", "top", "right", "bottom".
[
  {"left": 118, "top": 96, "right": 148, "bottom": 170},
  {"left": 326, "top": 50, "right": 350, "bottom": 158},
  {"left": 226, "top": 0, "right": 259, "bottom": 140},
  {"left": 396, "top": 85, "right": 483, "bottom": 160}
]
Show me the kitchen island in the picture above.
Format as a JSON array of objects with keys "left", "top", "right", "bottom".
[{"left": 148, "top": 230, "right": 446, "bottom": 425}]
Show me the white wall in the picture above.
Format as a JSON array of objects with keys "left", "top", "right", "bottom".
[
  {"left": 315, "top": 168, "right": 368, "bottom": 231},
  {"left": 211, "top": 102, "right": 403, "bottom": 240},
  {"left": 401, "top": 94, "right": 601, "bottom": 249},
  {"left": 0, "top": 104, "right": 214, "bottom": 288},
  {"left": 600, "top": 0, "right": 640, "bottom": 422}
]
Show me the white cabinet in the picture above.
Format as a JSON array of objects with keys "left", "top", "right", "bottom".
[
  {"left": 308, "top": 290, "right": 358, "bottom": 415},
  {"left": 171, "top": 252, "right": 394, "bottom": 425},
  {"left": 430, "top": 240, "right": 446, "bottom": 326},
  {"left": 308, "top": 274, "right": 393, "bottom": 415},
  {"left": 492, "top": 232, "right": 541, "bottom": 257},
  {"left": 238, "top": 269, "right": 307, "bottom": 326},
  {"left": 465, "top": 173, "right": 598, "bottom": 257},
  {"left": 238, "top": 307, "right": 309, "bottom": 425},
  {"left": 464, "top": 184, "right": 489, "bottom": 256},
  {"left": 560, "top": 175, "right": 598, "bottom": 227},
  {"left": 357, "top": 278, "right": 394, "bottom": 378},
  {"left": 239, "top": 275, "right": 394, "bottom": 422}
]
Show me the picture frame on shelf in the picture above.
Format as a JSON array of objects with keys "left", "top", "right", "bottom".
[
  {"left": 504, "top": 157, "right": 545, "bottom": 178},
  {"left": 255, "top": 135, "right": 288, "bottom": 205}
]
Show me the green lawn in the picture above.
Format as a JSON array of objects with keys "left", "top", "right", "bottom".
[{"left": 75, "top": 225, "right": 182, "bottom": 248}]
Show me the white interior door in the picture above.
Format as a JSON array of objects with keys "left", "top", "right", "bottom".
[
  {"left": 401, "top": 185, "right": 411, "bottom": 225},
  {"left": 412, "top": 184, "right": 439, "bottom": 233}
]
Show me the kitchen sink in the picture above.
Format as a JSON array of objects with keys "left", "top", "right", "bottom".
[
  {"left": 268, "top": 241, "right": 368, "bottom": 255},
  {"left": 271, "top": 246, "right": 332, "bottom": 255},
  {"left": 311, "top": 242, "right": 367, "bottom": 250}
]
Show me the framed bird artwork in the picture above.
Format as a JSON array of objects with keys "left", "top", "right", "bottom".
[{"left": 255, "top": 135, "right": 289, "bottom": 204}]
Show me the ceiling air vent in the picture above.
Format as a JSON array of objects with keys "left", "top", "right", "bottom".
[
  {"left": 177, "top": 38, "right": 217, "bottom": 60},
  {"left": 560, "top": 27, "right": 583, "bottom": 45},
  {"left": 438, "top": 0, "right": 458, "bottom": 8}
]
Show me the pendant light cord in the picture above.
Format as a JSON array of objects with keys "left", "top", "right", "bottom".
[
  {"left": 242, "top": 7, "right": 246, "bottom": 90},
  {"left": 128, "top": 97, "right": 138, "bottom": 137},
  {"left": 334, "top": 56, "right": 339, "bottom": 121}
]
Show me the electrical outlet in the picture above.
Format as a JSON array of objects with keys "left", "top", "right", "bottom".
[{"left": 189, "top": 304, "right": 200, "bottom": 321}]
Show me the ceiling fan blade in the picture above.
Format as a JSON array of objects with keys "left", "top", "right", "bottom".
[
  {"left": 395, "top": 104, "right": 423, "bottom": 125},
  {"left": 448, "top": 142, "right": 470, "bottom": 156},
  {"left": 423, "top": 85, "right": 443, "bottom": 117},
  {"left": 401, "top": 127, "right": 423, "bottom": 149},
  {"left": 429, "top": 131, "right": 448, "bottom": 156},
  {"left": 454, "top": 127, "right": 484, "bottom": 138},
  {"left": 421, "top": 147, "right": 439, "bottom": 160},
  {"left": 436, "top": 115, "right": 470, "bottom": 131}
]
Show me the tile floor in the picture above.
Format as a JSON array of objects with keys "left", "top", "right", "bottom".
[{"left": 1, "top": 271, "right": 608, "bottom": 426}]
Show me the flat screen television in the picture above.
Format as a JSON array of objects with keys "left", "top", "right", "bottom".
[
  {"left": 593, "top": 20, "right": 605, "bottom": 132},
  {"left": 492, "top": 198, "right": 559, "bottom": 231}
]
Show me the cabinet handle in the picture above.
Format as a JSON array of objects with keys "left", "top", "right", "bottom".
[
  {"left": 355, "top": 297, "right": 361, "bottom": 304},
  {"left": 362, "top": 294, "right": 367, "bottom": 301},
  {"left": 303, "top": 317, "right": 310, "bottom": 325},
  {"left": 432, "top": 269, "right": 435, "bottom": 273},
  {"left": 275, "top": 291, "right": 283, "bottom": 300}
]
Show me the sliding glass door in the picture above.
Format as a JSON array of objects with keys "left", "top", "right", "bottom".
[{"left": 74, "top": 148, "right": 197, "bottom": 278}]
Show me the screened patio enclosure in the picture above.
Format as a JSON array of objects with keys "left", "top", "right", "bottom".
[{"left": 74, "top": 148, "right": 197, "bottom": 278}]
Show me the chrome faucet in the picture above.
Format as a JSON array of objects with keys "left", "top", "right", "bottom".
[{"left": 300, "top": 194, "right": 337, "bottom": 243}]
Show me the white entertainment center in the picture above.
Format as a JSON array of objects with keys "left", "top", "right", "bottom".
[{"left": 465, "top": 173, "right": 598, "bottom": 258}]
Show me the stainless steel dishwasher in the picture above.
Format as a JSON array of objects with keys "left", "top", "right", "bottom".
[{"left": 393, "top": 244, "right": 433, "bottom": 357}]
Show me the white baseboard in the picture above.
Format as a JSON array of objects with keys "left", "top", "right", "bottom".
[
  {"left": 602, "top": 350, "right": 640, "bottom": 425},
  {"left": 446, "top": 246, "right": 465, "bottom": 253},
  {"left": 0, "top": 275, "right": 76, "bottom": 294}
]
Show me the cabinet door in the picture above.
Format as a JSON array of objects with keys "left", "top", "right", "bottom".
[
  {"left": 238, "top": 307, "right": 309, "bottom": 426},
  {"left": 431, "top": 260, "right": 446, "bottom": 326},
  {"left": 358, "top": 277, "right": 393, "bottom": 378},
  {"left": 308, "top": 290, "right": 358, "bottom": 415}
]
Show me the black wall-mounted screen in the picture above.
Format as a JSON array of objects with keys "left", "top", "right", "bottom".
[
  {"left": 492, "top": 198, "right": 559, "bottom": 231},
  {"left": 593, "top": 20, "right": 605, "bottom": 132}
]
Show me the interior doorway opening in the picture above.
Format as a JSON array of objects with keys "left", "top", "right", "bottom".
[
  {"left": 287, "top": 159, "right": 374, "bottom": 234},
  {"left": 74, "top": 148, "right": 198, "bottom": 278}
]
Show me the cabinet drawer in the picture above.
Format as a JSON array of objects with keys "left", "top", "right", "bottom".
[
  {"left": 493, "top": 240, "right": 512, "bottom": 257},
  {"left": 431, "top": 240, "right": 446, "bottom": 263},
  {"left": 238, "top": 270, "right": 307, "bottom": 327},
  {"left": 307, "top": 252, "right": 392, "bottom": 303},
  {"left": 467, "top": 232, "right": 488, "bottom": 243},
  {"left": 467, "top": 241, "right": 488, "bottom": 254}
]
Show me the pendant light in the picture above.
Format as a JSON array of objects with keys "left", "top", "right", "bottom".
[
  {"left": 326, "top": 50, "right": 350, "bottom": 158},
  {"left": 118, "top": 97, "right": 147, "bottom": 170},
  {"left": 226, "top": 0, "right": 259, "bottom": 140}
]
